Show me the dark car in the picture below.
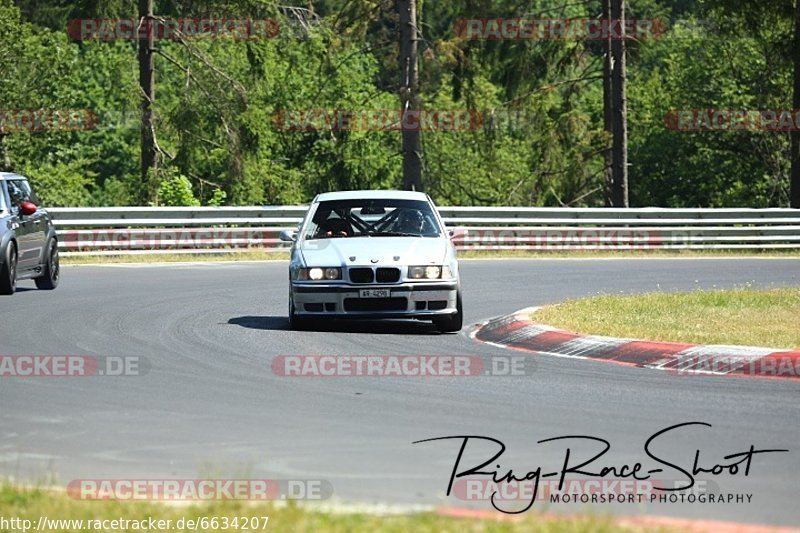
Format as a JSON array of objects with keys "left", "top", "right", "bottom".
[{"left": 0, "top": 172, "right": 60, "bottom": 295}]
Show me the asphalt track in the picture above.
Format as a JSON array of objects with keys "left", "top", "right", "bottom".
[{"left": 1, "top": 259, "right": 799, "bottom": 527}]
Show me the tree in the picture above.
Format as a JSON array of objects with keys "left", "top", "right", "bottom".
[
  {"left": 398, "top": 0, "right": 422, "bottom": 191},
  {"left": 138, "top": 0, "right": 157, "bottom": 203},
  {"left": 3, "top": 0, "right": 794, "bottom": 208},
  {"left": 603, "top": 0, "right": 613, "bottom": 206},
  {"left": 792, "top": 0, "right": 800, "bottom": 207},
  {"left": 701, "top": 0, "right": 797, "bottom": 207},
  {"left": 610, "top": 0, "right": 629, "bottom": 207}
]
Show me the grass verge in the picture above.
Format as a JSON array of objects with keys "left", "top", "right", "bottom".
[
  {"left": 0, "top": 485, "right": 662, "bottom": 533},
  {"left": 60, "top": 249, "right": 800, "bottom": 265},
  {"left": 533, "top": 287, "right": 800, "bottom": 349}
]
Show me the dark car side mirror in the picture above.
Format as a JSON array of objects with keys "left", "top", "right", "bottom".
[
  {"left": 279, "top": 229, "right": 297, "bottom": 242},
  {"left": 20, "top": 201, "right": 38, "bottom": 216}
]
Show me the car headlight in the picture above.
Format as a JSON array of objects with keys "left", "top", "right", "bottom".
[
  {"left": 408, "top": 265, "right": 442, "bottom": 279},
  {"left": 297, "top": 267, "right": 342, "bottom": 281}
]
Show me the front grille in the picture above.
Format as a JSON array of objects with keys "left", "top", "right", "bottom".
[
  {"left": 376, "top": 268, "right": 400, "bottom": 283},
  {"left": 349, "top": 268, "right": 374, "bottom": 283},
  {"left": 344, "top": 297, "right": 407, "bottom": 312}
]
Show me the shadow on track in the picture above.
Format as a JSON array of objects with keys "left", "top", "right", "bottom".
[
  {"left": 5, "top": 286, "right": 37, "bottom": 293},
  {"left": 227, "top": 316, "right": 289, "bottom": 330},
  {"left": 227, "top": 315, "right": 443, "bottom": 335}
]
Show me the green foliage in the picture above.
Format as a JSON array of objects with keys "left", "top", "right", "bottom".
[
  {"left": 0, "top": 482, "right": 626, "bottom": 533},
  {"left": 0, "top": 0, "right": 796, "bottom": 207},
  {"left": 207, "top": 187, "right": 227, "bottom": 206},
  {"left": 628, "top": 9, "right": 793, "bottom": 206},
  {"left": 21, "top": 160, "right": 93, "bottom": 207},
  {"left": 155, "top": 172, "right": 200, "bottom": 206},
  {"left": 91, "top": 176, "right": 137, "bottom": 207}
]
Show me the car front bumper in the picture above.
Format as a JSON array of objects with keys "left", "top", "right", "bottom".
[{"left": 291, "top": 281, "right": 459, "bottom": 319}]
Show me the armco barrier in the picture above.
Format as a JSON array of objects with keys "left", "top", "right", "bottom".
[{"left": 46, "top": 206, "right": 800, "bottom": 255}]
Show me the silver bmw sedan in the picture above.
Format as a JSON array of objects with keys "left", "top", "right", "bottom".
[{"left": 280, "top": 190, "right": 462, "bottom": 332}]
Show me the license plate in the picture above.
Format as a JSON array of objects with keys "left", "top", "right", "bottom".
[{"left": 359, "top": 289, "right": 390, "bottom": 298}]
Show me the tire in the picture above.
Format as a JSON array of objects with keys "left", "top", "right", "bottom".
[
  {"left": 35, "top": 239, "right": 60, "bottom": 290},
  {"left": 434, "top": 291, "right": 463, "bottom": 333},
  {"left": 0, "top": 242, "right": 17, "bottom": 295},
  {"left": 288, "top": 296, "right": 313, "bottom": 331}
]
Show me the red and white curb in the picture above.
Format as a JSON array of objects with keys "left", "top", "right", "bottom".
[{"left": 471, "top": 308, "right": 800, "bottom": 380}]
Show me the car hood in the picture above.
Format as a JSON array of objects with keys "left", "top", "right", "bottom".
[{"left": 299, "top": 236, "right": 447, "bottom": 266}]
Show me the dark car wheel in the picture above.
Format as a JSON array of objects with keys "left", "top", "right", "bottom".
[
  {"left": 434, "top": 291, "right": 463, "bottom": 333},
  {"left": 0, "top": 242, "right": 17, "bottom": 295},
  {"left": 288, "top": 296, "right": 307, "bottom": 330},
  {"left": 35, "top": 239, "right": 60, "bottom": 290}
]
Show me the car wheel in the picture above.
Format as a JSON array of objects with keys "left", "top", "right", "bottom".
[
  {"left": 0, "top": 242, "right": 17, "bottom": 295},
  {"left": 35, "top": 239, "right": 60, "bottom": 290},
  {"left": 434, "top": 291, "right": 463, "bottom": 333},
  {"left": 288, "top": 295, "right": 312, "bottom": 331}
]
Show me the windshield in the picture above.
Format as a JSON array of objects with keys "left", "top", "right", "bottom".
[
  {"left": 303, "top": 198, "right": 442, "bottom": 239},
  {"left": 0, "top": 183, "right": 6, "bottom": 213}
]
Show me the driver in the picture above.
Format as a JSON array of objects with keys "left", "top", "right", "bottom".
[
  {"left": 321, "top": 217, "right": 351, "bottom": 237},
  {"left": 395, "top": 209, "right": 425, "bottom": 234}
]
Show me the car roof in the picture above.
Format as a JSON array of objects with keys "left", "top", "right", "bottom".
[
  {"left": 315, "top": 190, "right": 429, "bottom": 202},
  {"left": 0, "top": 172, "right": 27, "bottom": 181}
]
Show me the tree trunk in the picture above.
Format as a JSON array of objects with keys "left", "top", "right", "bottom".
[
  {"left": 603, "top": 0, "right": 613, "bottom": 206},
  {"left": 791, "top": 0, "right": 800, "bottom": 207},
  {"left": 610, "top": 0, "right": 629, "bottom": 207},
  {"left": 398, "top": 0, "right": 423, "bottom": 192},
  {"left": 138, "top": 0, "right": 156, "bottom": 204}
]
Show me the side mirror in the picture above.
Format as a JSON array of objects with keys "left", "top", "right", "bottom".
[
  {"left": 20, "top": 201, "right": 38, "bottom": 216},
  {"left": 279, "top": 229, "right": 297, "bottom": 242}
]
